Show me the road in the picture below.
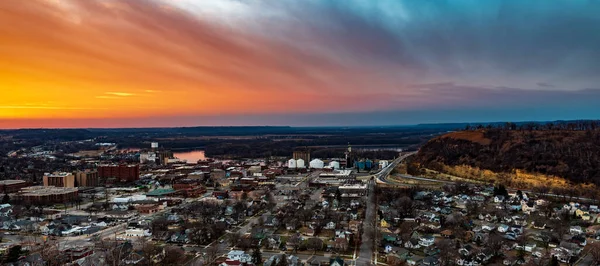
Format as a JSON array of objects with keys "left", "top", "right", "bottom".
[{"left": 354, "top": 152, "right": 415, "bottom": 265}]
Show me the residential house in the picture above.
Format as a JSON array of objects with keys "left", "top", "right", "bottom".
[
  {"left": 419, "top": 235, "right": 435, "bottom": 247},
  {"left": 330, "top": 257, "right": 345, "bottom": 266},
  {"left": 404, "top": 238, "right": 421, "bottom": 249},
  {"left": 423, "top": 256, "right": 440, "bottom": 266},
  {"left": 325, "top": 221, "right": 336, "bottom": 230},
  {"left": 227, "top": 250, "right": 251, "bottom": 264},
  {"left": 570, "top": 226, "right": 583, "bottom": 235}
]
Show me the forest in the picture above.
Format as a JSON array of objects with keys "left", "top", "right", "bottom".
[{"left": 414, "top": 120, "right": 600, "bottom": 185}]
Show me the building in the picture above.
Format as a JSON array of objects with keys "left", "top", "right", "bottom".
[
  {"left": 173, "top": 182, "right": 207, "bottom": 198},
  {"left": 293, "top": 149, "right": 311, "bottom": 164},
  {"left": 0, "top": 180, "right": 29, "bottom": 193},
  {"left": 98, "top": 164, "right": 140, "bottom": 182},
  {"left": 18, "top": 186, "right": 78, "bottom": 204},
  {"left": 43, "top": 172, "right": 75, "bottom": 188},
  {"left": 74, "top": 170, "right": 99, "bottom": 187},
  {"left": 157, "top": 150, "right": 174, "bottom": 165}
]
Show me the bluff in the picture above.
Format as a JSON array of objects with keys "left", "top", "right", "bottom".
[{"left": 413, "top": 128, "right": 600, "bottom": 185}]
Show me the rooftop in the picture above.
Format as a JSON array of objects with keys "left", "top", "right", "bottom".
[
  {"left": 0, "top": 180, "right": 26, "bottom": 185},
  {"left": 19, "top": 186, "right": 78, "bottom": 196},
  {"left": 44, "top": 172, "right": 72, "bottom": 177}
]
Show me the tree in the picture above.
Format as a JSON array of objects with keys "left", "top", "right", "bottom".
[
  {"left": 252, "top": 247, "right": 263, "bottom": 264},
  {"left": 589, "top": 241, "right": 600, "bottom": 264},
  {"left": 438, "top": 239, "right": 457, "bottom": 266},
  {"left": 3, "top": 245, "right": 26, "bottom": 263},
  {"left": 486, "top": 233, "right": 505, "bottom": 257},
  {"left": 288, "top": 234, "right": 301, "bottom": 254},
  {"left": 227, "top": 232, "right": 241, "bottom": 247},
  {"left": 162, "top": 246, "right": 185, "bottom": 265},
  {"left": 277, "top": 254, "right": 289, "bottom": 266},
  {"left": 205, "top": 243, "right": 221, "bottom": 264},
  {"left": 2, "top": 192, "right": 9, "bottom": 204}
]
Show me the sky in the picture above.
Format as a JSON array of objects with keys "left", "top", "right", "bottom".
[{"left": 1, "top": 0, "right": 600, "bottom": 128}]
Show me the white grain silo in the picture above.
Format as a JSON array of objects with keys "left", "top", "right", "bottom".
[
  {"left": 296, "top": 159, "right": 305, "bottom": 168},
  {"left": 329, "top": 161, "right": 340, "bottom": 170},
  {"left": 379, "top": 160, "right": 389, "bottom": 169},
  {"left": 288, "top": 159, "right": 297, "bottom": 168},
  {"left": 309, "top": 159, "right": 324, "bottom": 169}
]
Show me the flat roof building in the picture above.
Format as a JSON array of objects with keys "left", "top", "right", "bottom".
[
  {"left": 74, "top": 170, "right": 99, "bottom": 187},
  {"left": 44, "top": 172, "right": 75, "bottom": 188},
  {"left": 0, "top": 180, "right": 29, "bottom": 193},
  {"left": 18, "top": 186, "right": 78, "bottom": 204}
]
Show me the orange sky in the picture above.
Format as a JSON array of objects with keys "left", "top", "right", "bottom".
[
  {"left": 0, "top": 0, "right": 410, "bottom": 127},
  {"left": 2, "top": 0, "right": 599, "bottom": 128}
]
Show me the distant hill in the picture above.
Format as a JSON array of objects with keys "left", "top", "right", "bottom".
[{"left": 413, "top": 121, "right": 600, "bottom": 187}]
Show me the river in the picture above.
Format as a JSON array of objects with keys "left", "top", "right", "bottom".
[{"left": 173, "top": 150, "right": 207, "bottom": 162}]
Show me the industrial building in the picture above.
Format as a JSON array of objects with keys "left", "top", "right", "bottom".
[
  {"left": 309, "top": 159, "right": 325, "bottom": 169},
  {"left": 43, "top": 172, "right": 75, "bottom": 188},
  {"left": 293, "top": 149, "right": 310, "bottom": 164}
]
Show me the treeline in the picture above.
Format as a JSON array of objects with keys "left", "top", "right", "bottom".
[
  {"left": 415, "top": 124, "right": 600, "bottom": 185},
  {"left": 464, "top": 120, "right": 600, "bottom": 131}
]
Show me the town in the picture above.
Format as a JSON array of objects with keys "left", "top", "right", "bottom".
[{"left": 0, "top": 138, "right": 599, "bottom": 266}]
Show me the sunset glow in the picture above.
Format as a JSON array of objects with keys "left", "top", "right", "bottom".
[{"left": 1, "top": 0, "right": 600, "bottom": 128}]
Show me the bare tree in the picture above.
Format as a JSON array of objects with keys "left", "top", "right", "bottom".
[
  {"left": 162, "top": 246, "right": 186, "bottom": 266},
  {"left": 288, "top": 234, "right": 301, "bottom": 254},
  {"left": 438, "top": 239, "right": 457, "bottom": 266},
  {"left": 589, "top": 241, "right": 600, "bottom": 265},
  {"left": 205, "top": 243, "right": 221, "bottom": 265}
]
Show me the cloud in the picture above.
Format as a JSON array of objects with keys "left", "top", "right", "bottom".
[
  {"left": 105, "top": 92, "right": 135, "bottom": 97},
  {"left": 0, "top": 0, "right": 599, "bottom": 127},
  {"left": 537, "top": 83, "right": 555, "bottom": 88}
]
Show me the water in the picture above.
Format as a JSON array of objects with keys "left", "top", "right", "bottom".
[{"left": 173, "top": 150, "right": 207, "bottom": 163}]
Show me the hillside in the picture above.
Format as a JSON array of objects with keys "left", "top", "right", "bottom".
[{"left": 413, "top": 126, "right": 600, "bottom": 186}]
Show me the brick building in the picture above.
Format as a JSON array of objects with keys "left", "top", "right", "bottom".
[
  {"left": 18, "top": 186, "right": 78, "bottom": 204},
  {"left": 43, "top": 172, "right": 75, "bottom": 188},
  {"left": 74, "top": 170, "right": 99, "bottom": 187},
  {"left": 173, "top": 182, "right": 207, "bottom": 198},
  {"left": 98, "top": 164, "right": 140, "bottom": 182},
  {"left": 0, "top": 180, "right": 29, "bottom": 193}
]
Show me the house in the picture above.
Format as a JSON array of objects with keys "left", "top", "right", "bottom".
[
  {"left": 404, "top": 238, "right": 421, "bottom": 249},
  {"left": 570, "top": 226, "right": 583, "bottom": 235},
  {"left": 423, "top": 256, "right": 440, "bottom": 266},
  {"left": 441, "top": 230, "right": 453, "bottom": 238},
  {"left": 497, "top": 224, "right": 510, "bottom": 233},
  {"left": 590, "top": 205, "right": 599, "bottom": 213},
  {"left": 494, "top": 195, "right": 505, "bottom": 203},
  {"left": 330, "top": 257, "right": 345, "bottom": 266},
  {"left": 524, "top": 243, "right": 537, "bottom": 252},
  {"left": 522, "top": 202, "right": 536, "bottom": 213},
  {"left": 459, "top": 245, "right": 474, "bottom": 257},
  {"left": 381, "top": 219, "right": 390, "bottom": 228},
  {"left": 227, "top": 250, "right": 252, "bottom": 263},
  {"left": 481, "top": 224, "right": 496, "bottom": 232},
  {"left": 334, "top": 238, "right": 349, "bottom": 251},
  {"left": 325, "top": 221, "right": 336, "bottom": 230},
  {"left": 476, "top": 248, "right": 493, "bottom": 262},
  {"left": 419, "top": 235, "right": 435, "bottom": 247},
  {"left": 407, "top": 255, "right": 424, "bottom": 265},
  {"left": 169, "top": 232, "right": 189, "bottom": 244},
  {"left": 124, "top": 228, "right": 151, "bottom": 238},
  {"left": 349, "top": 221, "right": 361, "bottom": 232},
  {"left": 551, "top": 247, "right": 572, "bottom": 263},
  {"left": 264, "top": 216, "right": 279, "bottom": 227},
  {"left": 571, "top": 235, "right": 587, "bottom": 247}
]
